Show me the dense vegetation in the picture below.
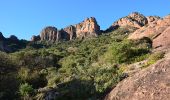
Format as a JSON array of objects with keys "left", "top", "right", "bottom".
[{"left": 0, "top": 27, "right": 156, "bottom": 100}]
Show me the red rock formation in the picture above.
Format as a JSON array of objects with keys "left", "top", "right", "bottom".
[
  {"left": 63, "top": 25, "right": 76, "bottom": 40},
  {"left": 147, "top": 16, "right": 161, "bottom": 24},
  {"left": 105, "top": 57, "right": 170, "bottom": 100},
  {"left": 38, "top": 17, "right": 100, "bottom": 41},
  {"left": 108, "top": 12, "right": 148, "bottom": 31},
  {"left": 128, "top": 15, "right": 170, "bottom": 40},
  {"left": 153, "top": 26, "right": 170, "bottom": 50},
  {"left": 75, "top": 17, "right": 100, "bottom": 38},
  {"left": 40, "top": 26, "right": 61, "bottom": 41}
]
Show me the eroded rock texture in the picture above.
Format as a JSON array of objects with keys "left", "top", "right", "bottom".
[
  {"left": 105, "top": 58, "right": 170, "bottom": 100},
  {"left": 39, "top": 17, "right": 100, "bottom": 41}
]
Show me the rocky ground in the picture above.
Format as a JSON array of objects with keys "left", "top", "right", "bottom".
[{"left": 105, "top": 50, "right": 170, "bottom": 100}]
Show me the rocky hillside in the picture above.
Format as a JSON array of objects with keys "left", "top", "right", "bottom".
[
  {"left": 104, "top": 13, "right": 170, "bottom": 100},
  {"left": 31, "top": 12, "right": 170, "bottom": 47},
  {"left": 1, "top": 12, "right": 170, "bottom": 100}
]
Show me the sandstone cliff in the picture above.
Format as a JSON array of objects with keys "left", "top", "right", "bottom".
[
  {"left": 40, "top": 26, "right": 61, "bottom": 41},
  {"left": 38, "top": 17, "right": 100, "bottom": 42}
]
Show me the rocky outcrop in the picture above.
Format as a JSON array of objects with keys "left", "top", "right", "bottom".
[
  {"left": 128, "top": 15, "right": 170, "bottom": 40},
  {"left": 108, "top": 12, "right": 148, "bottom": 31},
  {"left": 126, "top": 14, "right": 170, "bottom": 52},
  {"left": 75, "top": 17, "right": 100, "bottom": 38},
  {"left": 31, "top": 35, "right": 41, "bottom": 42},
  {"left": 147, "top": 16, "right": 161, "bottom": 24},
  {"left": 63, "top": 25, "right": 76, "bottom": 40},
  {"left": 0, "top": 32, "right": 5, "bottom": 40},
  {"left": 40, "top": 26, "right": 61, "bottom": 41},
  {"left": 105, "top": 56, "right": 170, "bottom": 100},
  {"left": 39, "top": 17, "right": 100, "bottom": 41}
]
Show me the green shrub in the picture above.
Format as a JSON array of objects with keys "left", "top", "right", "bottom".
[
  {"left": 144, "top": 52, "right": 165, "bottom": 68},
  {"left": 111, "top": 40, "right": 133, "bottom": 63},
  {"left": 110, "top": 39, "right": 151, "bottom": 64},
  {"left": 19, "top": 83, "right": 34, "bottom": 98},
  {"left": 18, "top": 67, "right": 47, "bottom": 89}
]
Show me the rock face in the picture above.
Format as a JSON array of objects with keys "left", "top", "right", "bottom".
[
  {"left": 39, "top": 17, "right": 100, "bottom": 41},
  {"left": 147, "top": 16, "right": 161, "bottom": 24},
  {"left": 75, "top": 17, "right": 100, "bottom": 38},
  {"left": 153, "top": 26, "right": 170, "bottom": 50},
  {"left": 128, "top": 15, "right": 170, "bottom": 52},
  {"left": 108, "top": 12, "right": 148, "bottom": 31},
  {"left": 31, "top": 35, "right": 41, "bottom": 42},
  {"left": 40, "top": 26, "right": 61, "bottom": 41},
  {"left": 63, "top": 25, "right": 76, "bottom": 40},
  {"left": 105, "top": 57, "right": 170, "bottom": 100},
  {"left": 128, "top": 15, "right": 170, "bottom": 40}
]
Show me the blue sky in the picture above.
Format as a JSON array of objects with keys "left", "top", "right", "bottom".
[{"left": 0, "top": 0, "right": 169, "bottom": 40}]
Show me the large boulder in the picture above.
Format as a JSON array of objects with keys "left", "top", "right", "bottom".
[{"left": 105, "top": 56, "right": 170, "bottom": 100}]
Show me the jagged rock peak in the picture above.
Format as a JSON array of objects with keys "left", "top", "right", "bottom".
[
  {"left": 75, "top": 17, "right": 100, "bottom": 38},
  {"left": 127, "top": 12, "right": 148, "bottom": 26},
  {"left": 108, "top": 12, "right": 148, "bottom": 31}
]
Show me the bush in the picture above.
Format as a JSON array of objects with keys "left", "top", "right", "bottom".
[
  {"left": 18, "top": 67, "right": 47, "bottom": 89},
  {"left": 19, "top": 83, "right": 34, "bottom": 99},
  {"left": 144, "top": 52, "right": 165, "bottom": 68},
  {"left": 0, "top": 52, "right": 19, "bottom": 99},
  {"left": 111, "top": 41, "right": 133, "bottom": 63},
  {"left": 110, "top": 39, "right": 151, "bottom": 64}
]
